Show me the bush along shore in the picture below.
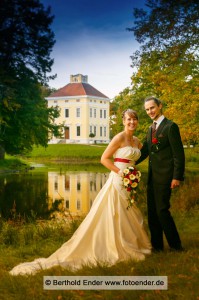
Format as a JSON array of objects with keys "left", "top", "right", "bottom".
[{"left": 0, "top": 156, "right": 34, "bottom": 173}]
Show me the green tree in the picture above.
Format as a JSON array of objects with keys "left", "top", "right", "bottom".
[
  {"left": 110, "top": 89, "right": 149, "bottom": 141},
  {"left": 110, "top": 88, "right": 131, "bottom": 138},
  {"left": 0, "top": 0, "right": 62, "bottom": 159},
  {"left": 128, "top": 0, "right": 199, "bottom": 144}
]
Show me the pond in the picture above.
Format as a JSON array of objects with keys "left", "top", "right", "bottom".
[
  {"left": 0, "top": 165, "right": 198, "bottom": 220},
  {"left": 0, "top": 166, "right": 109, "bottom": 220}
]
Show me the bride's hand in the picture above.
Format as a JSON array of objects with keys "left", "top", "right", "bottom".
[{"left": 117, "top": 170, "right": 123, "bottom": 177}]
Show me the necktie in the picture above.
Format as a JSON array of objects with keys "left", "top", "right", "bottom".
[{"left": 151, "top": 122, "right": 157, "bottom": 139}]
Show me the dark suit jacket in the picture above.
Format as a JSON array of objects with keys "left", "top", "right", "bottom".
[{"left": 137, "top": 118, "right": 185, "bottom": 184}]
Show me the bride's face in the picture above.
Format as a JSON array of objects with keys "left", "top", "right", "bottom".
[{"left": 123, "top": 113, "right": 138, "bottom": 131}]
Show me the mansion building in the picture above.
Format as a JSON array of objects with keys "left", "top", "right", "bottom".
[{"left": 47, "top": 74, "right": 110, "bottom": 144}]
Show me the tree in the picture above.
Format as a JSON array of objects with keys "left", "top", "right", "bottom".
[
  {"left": 127, "top": 0, "right": 199, "bottom": 144},
  {"left": 0, "top": 0, "right": 62, "bottom": 159},
  {"left": 89, "top": 132, "right": 96, "bottom": 144},
  {"left": 110, "top": 87, "right": 154, "bottom": 142},
  {"left": 110, "top": 88, "right": 142, "bottom": 138},
  {"left": 89, "top": 133, "right": 95, "bottom": 138}
]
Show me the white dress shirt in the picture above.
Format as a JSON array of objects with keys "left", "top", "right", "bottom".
[{"left": 153, "top": 115, "right": 165, "bottom": 130}]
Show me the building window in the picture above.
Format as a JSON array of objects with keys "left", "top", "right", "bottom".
[
  {"left": 90, "top": 181, "right": 93, "bottom": 191},
  {"left": 65, "top": 176, "right": 70, "bottom": 190},
  {"left": 104, "top": 127, "right": 106, "bottom": 137},
  {"left": 76, "top": 108, "right": 80, "bottom": 117},
  {"left": 90, "top": 126, "right": 92, "bottom": 133},
  {"left": 77, "top": 200, "right": 81, "bottom": 210},
  {"left": 76, "top": 99, "right": 80, "bottom": 102},
  {"left": 90, "top": 108, "right": 92, "bottom": 118},
  {"left": 77, "top": 175, "right": 81, "bottom": 191},
  {"left": 54, "top": 100, "right": 57, "bottom": 103},
  {"left": 100, "top": 109, "right": 103, "bottom": 118},
  {"left": 100, "top": 178, "right": 103, "bottom": 189},
  {"left": 77, "top": 182, "right": 81, "bottom": 191},
  {"left": 90, "top": 176, "right": 96, "bottom": 191},
  {"left": 65, "top": 109, "right": 69, "bottom": 118},
  {"left": 104, "top": 110, "right": 106, "bottom": 118},
  {"left": 65, "top": 100, "right": 68, "bottom": 103},
  {"left": 77, "top": 126, "right": 81, "bottom": 136},
  {"left": 100, "top": 126, "right": 103, "bottom": 137},
  {"left": 94, "top": 109, "right": 96, "bottom": 118},
  {"left": 54, "top": 177, "right": 58, "bottom": 190},
  {"left": 94, "top": 126, "right": 96, "bottom": 135}
]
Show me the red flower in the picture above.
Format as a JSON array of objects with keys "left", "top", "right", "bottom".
[{"left": 152, "top": 137, "right": 159, "bottom": 144}]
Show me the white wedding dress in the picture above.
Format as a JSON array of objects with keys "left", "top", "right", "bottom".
[{"left": 9, "top": 146, "right": 151, "bottom": 276}]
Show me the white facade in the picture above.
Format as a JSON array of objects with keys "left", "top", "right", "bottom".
[{"left": 46, "top": 74, "right": 110, "bottom": 144}]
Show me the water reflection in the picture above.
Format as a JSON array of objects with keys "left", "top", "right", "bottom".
[
  {"left": 0, "top": 169, "right": 198, "bottom": 220},
  {"left": 48, "top": 172, "right": 108, "bottom": 215},
  {"left": 0, "top": 172, "right": 49, "bottom": 219},
  {"left": 0, "top": 171, "right": 108, "bottom": 219}
]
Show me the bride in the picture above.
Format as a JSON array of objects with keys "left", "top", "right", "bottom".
[{"left": 9, "top": 109, "right": 151, "bottom": 276}]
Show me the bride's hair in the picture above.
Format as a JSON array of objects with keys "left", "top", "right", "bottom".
[{"left": 122, "top": 109, "right": 138, "bottom": 120}]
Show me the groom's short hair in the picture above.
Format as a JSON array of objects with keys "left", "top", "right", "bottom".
[{"left": 144, "top": 96, "right": 162, "bottom": 107}]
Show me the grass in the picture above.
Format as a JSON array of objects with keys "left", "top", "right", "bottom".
[
  {"left": 0, "top": 203, "right": 198, "bottom": 299},
  {"left": 26, "top": 144, "right": 107, "bottom": 162},
  {"left": 184, "top": 146, "right": 199, "bottom": 169},
  {"left": 0, "top": 155, "right": 30, "bottom": 172},
  {"left": 0, "top": 145, "right": 198, "bottom": 173}
]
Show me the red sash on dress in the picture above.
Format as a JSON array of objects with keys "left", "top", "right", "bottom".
[{"left": 114, "top": 158, "right": 131, "bottom": 163}]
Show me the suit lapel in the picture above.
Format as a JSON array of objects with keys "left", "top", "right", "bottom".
[
  {"left": 156, "top": 117, "right": 168, "bottom": 136},
  {"left": 147, "top": 126, "right": 152, "bottom": 146}
]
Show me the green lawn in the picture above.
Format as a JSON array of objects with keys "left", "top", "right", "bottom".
[
  {"left": 0, "top": 145, "right": 198, "bottom": 170},
  {"left": 26, "top": 144, "right": 107, "bottom": 162},
  {"left": 0, "top": 209, "right": 198, "bottom": 300}
]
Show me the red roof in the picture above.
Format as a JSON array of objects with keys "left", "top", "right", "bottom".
[{"left": 49, "top": 83, "right": 108, "bottom": 98}]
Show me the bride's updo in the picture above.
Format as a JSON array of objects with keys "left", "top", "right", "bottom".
[{"left": 122, "top": 109, "right": 138, "bottom": 120}]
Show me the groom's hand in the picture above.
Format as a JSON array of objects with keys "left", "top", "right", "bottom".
[{"left": 171, "top": 179, "right": 180, "bottom": 189}]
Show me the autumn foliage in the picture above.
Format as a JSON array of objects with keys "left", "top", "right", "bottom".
[{"left": 111, "top": 0, "right": 199, "bottom": 145}]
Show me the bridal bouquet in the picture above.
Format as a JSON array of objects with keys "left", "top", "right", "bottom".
[{"left": 122, "top": 166, "right": 141, "bottom": 209}]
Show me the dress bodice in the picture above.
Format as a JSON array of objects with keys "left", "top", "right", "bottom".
[{"left": 113, "top": 146, "right": 141, "bottom": 162}]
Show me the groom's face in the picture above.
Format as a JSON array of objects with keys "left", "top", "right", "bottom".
[{"left": 144, "top": 100, "right": 162, "bottom": 121}]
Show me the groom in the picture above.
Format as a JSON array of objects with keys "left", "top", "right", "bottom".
[{"left": 136, "top": 96, "right": 185, "bottom": 252}]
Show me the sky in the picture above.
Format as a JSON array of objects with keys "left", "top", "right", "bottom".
[{"left": 41, "top": 0, "right": 146, "bottom": 99}]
